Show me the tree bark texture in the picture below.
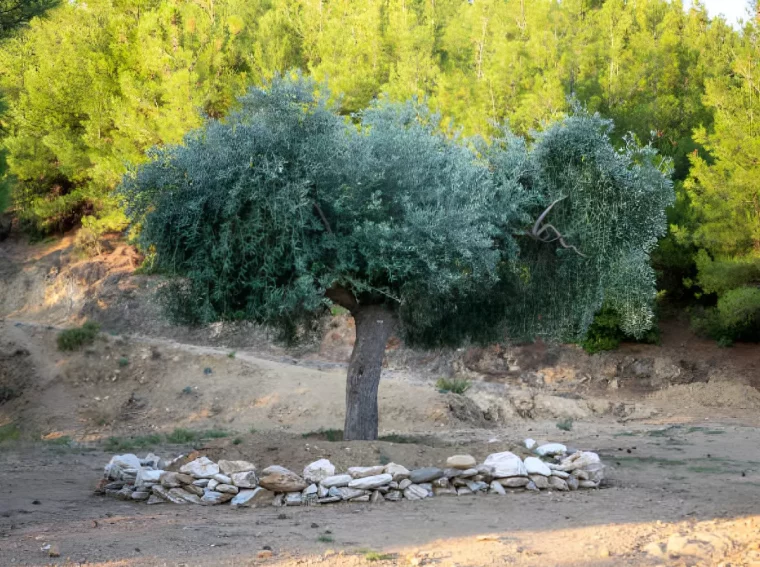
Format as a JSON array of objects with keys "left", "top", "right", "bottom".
[{"left": 343, "top": 304, "right": 396, "bottom": 441}]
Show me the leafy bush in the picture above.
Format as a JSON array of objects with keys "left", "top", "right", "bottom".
[
  {"left": 435, "top": 378, "right": 471, "bottom": 394},
  {"left": 57, "top": 321, "right": 100, "bottom": 351},
  {"left": 556, "top": 418, "right": 573, "bottom": 431},
  {"left": 104, "top": 434, "right": 162, "bottom": 452},
  {"left": 580, "top": 304, "right": 660, "bottom": 354},
  {"left": 691, "top": 287, "right": 760, "bottom": 344}
]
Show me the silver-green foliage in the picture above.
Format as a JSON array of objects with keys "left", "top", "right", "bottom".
[{"left": 121, "top": 75, "right": 673, "bottom": 345}]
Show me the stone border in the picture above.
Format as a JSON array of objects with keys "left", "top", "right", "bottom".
[{"left": 96, "top": 444, "right": 605, "bottom": 506}]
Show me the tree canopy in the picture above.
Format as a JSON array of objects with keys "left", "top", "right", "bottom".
[{"left": 121, "top": 74, "right": 673, "bottom": 438}]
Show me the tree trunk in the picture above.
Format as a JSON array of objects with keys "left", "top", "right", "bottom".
[{"left": 343, "top": 304, "right": 396, "bottom": 441}]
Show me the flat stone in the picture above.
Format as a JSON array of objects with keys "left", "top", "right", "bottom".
[
  {"left": 452, "top": 477, "right": 468, "bottom": 487},
  {"left": 432, "top": 477, "right": 450, "bottom": 488},
  {"left": 529, "top": 474, "right": 549, "bottom": 489},
  {"left": 535, "top": 443, "right": 567, "bottom": 457},
  {"left": 320, "top": 474, "right": 352, "bottom": 488},
  {"left": 566, "top": 475, "right": 579, "bottom": 491},
  {"left": 489, "top": 481, "right": 506, "bottom": 495},
  {"left": 348, "top": 466, "right": 385, "bottom": 479},
  {"left": 218, "top": 460, "right": 256, "bottom": 475},
  {"left": 524, "top": 438, "right": 536, "bottom": 450},
  {"left": 433, "top": 486, "right": 458, "bottom": 497},
  {"left": 484, "top": 452, "right": 527, "bottom": 478},
  {"left": 285, "top": 492, "right": 302, "bottom": 506},
  {"left": 303, "top": 483, "right": 318, "bottom": 496},
  {"left": 202, "top": 491, "right": 234, "bottom": 505},
  {"left": 548, "top": 476, "right": 569, "bottom": 491},
  {"left": 152, "top": 485, "right": 186, "bottom": 504},
  {"left": 388, "top": 481, "right": 399, "bottom": 489},
  {"left": 467, "top": 481, "right": 488, "bottom": 492},
  {"left": 216, "top": 484, "right": 239, "bottom": 494},
  {"left": 207, "top": 479, "right": 219, "bottom": 491},
  {"left": 259, "top": 466, "right": 307, "bottom": 492},
  {"left": 136, "top": 469, "right": 164, "bottom": 488},
  {"left": 336, "top": 487, "right": 368, "bottom": 500},
  {"left": 317, "top": 485, "right": 329, "bottom": 498},
  {"left": 385, "top": 490, "right": 403, "bottom": 502},
  {"left": 497, "top": 477, "right": 530, "bottom": 488},
  {"left": 231, "top": 487, "right": 274, "bottom": 508},
  {"left": 375, "top": 485, "right": 390, "bottom": 494},
  {"left": 579, "top": 480, "right": 599, "bottom": 489},
  {"left": 231, "top": 471, "right": 258, "bottom": 488},
  {"left": 525, "top": 480, "right": 539, "bottom": 492},
  {"left": 457, "top": 487, "right": 473, "bottom": 496},
  {"left": 160, "top": 472, "right": 194, "bottom": 488},
  {"left": 370, "top": 491, "right": 385, "bottom": 503},
  {"left": 169, "top": 487, "right": 203, "bottom": 504},
  {"left": 183, "top": 484, "right": 205, "bottom": 496},
  {"left": 524, "top": 457, "right": 551, "bottom": 477},
  {"left": 131, "top": 491, "right": 150, "bottom": 501},
  {"left": 180, "top": 457, "right": 220, "bottom": 479},
  {"left": 418, "top": 483, "right": 433, "bottom": 496},
  {"left": 409, "top": 467, "right": 444, "bottom": 484},
  {"left": 446, "top": 455, "right": 477, "bottom": 470},
  {"left": 318, "top": 496, "right": 341, "bottom": 504},
  {"left": 403, "top": 484, "right": 428, "bottom": 501},
  {"left": 350, "top": 494, "right": 370, "bottom": 502},
  {"left": 383, "top": 463, "right": 410, "bottom": 482},
  {"left": 551, "top": 469, "right": 570, "bottom": 479},
  {"left": 147, "top": 494, "right": 166, "bottom": 505},
  {"left": 475, "top": 464, "right": 495, "bottom": 483},
  {"left": 193, "top": 479, "right": 210, "bottom": 487},
  {"left": 212, "top": 473, "right": 232, "bottom": 484},
  {"left": 398, "top": 479, "right": 412, "bottom": 490},
  {"left": 303, "top": 459, "right": 335, "bottom": 484},
  {"left": 348, "top": 474, "right": 393, "bottom": 490}
]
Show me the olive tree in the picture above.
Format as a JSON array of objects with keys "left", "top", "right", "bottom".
[{"left": 121, "top": 75, "right": 673, "bottom": 440}]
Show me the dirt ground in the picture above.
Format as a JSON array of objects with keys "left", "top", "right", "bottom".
[{"left": 1, "top": 233, "right": 760, "bottom": 566}]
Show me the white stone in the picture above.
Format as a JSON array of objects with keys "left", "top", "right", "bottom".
[
  {"left": 317, "top": 484, "right": 329, "bottom": 498},
  {"left": 489, "top": 481, "right": 506, "bottom": 495},
  {"left": 497, "top": 477, "right": 530, "bottom": 488},
  {"left": 348, "top": 466, "right": 385, "bottom": 479},
  {"left": 548, "top": 476, "right": 569, "bottom": 491},
  {"left": 335, "top": 487, "right": 367, "bottom": 500},
  {"left": 348, "top": 473, "right": 393, "bottom": 490},
  {"left": 285, "top": 492, "right": 302, "bottom": 506},
  {"left": 180, "top": 457, "right": 220, "bottom": 479},
  {"left": 135, "top": 469, "right": 164, "bottom": 488},
  {"left": 201, "top": 491, "right": 233, "bottom": 505},
  {"left": 483, "top": 452, "right": 527, "bottom": 478},
  {"left": 216, "top": 484, "right": 239, "bottom": 494},
  {"left": 231, "top": 471, "right": 258, "bottom": 488},
  {"left": 403, "top": 484, "right": 428, "bottom": 501},
  {"left": 303, "top": 459, "right": 335, "bottom": 484},
  {"left": 551, "top": 470, "right": 570, "bottom": 479},
  {"left": 535, "top": 443, "right": 567, "bottom": 457},
  {"left": 303, "top": 484, "right": 318, "bottom": 496},
  {"left": 218, "top": 460, "right": 256, "bottom": 475},
  {"left": 230, "top": 487, "right": 274, "bottom": 508},
  {"left": 398, "top": 479, "right": 413, "bottom": 490},
  {"left": 320, "top": 474, "right": 353, "bottom": 488},
  {"left": 212, "top": 473, "right": 232, "bottom": 484},
  {"left": 383, "top": 463, "right": 410, "bottom": 482},
  {"left": 207, "top": 479, "right": 219, "bottom": 491},
  {"left": 524, "top": 457, "right": 551, "bottom": 477},
  {"left": 529, "top": 474, "right": 549, "bottom": 489},
  {"left": 524, "top": 438, "right": 537, "bottom": 450},
  {"left": 559, "top": 451, "right": 604, "bottom": 473},
  {"left": 104, "top": 454, "right": 142, "bottom": 480},
  {"left": 193, "top": 479, "right": 210, "bottom": 487},
  {"left": 446, "top": 455, "right": 476, "bottom": 470}
]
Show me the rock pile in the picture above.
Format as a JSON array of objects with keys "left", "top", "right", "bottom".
[{"left": 96, "top": 444, "right": 604, "bottom": 506}]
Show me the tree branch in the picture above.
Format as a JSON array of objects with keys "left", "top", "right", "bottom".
[{"left": 325, "top": 284, "right": 358, "bottom": 312}]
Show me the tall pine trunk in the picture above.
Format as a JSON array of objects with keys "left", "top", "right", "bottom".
[{"left": 343, "top": 304, "right": 396, "bottom": 441}]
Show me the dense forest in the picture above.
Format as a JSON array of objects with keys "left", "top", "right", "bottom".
[{"left": 0, "top": 0, "right": 758, "bottom": 345}]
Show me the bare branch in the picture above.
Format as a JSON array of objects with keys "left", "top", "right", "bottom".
[{"left": 526, "top": 197, "right": 588, "bottom": 258}]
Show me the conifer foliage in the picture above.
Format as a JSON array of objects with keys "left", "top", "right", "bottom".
[{"left": 122, "top": 75, "right": 673, "bottom": 440}]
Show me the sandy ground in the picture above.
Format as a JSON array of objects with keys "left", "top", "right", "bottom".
[{"left": 2, "top": 234, "right": 760, "bottom": 566}]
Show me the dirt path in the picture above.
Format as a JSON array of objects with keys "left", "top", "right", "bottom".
[{"left": 1, "top": 423, "right": 760, "bottom": 567}]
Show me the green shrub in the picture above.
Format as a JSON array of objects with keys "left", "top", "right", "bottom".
[
  {"left": 118, "top": 356, "right": 129, "bottom": 367},
  {"left": 0, "top": 423, "right": 20, "bottom": 443},
  {"left": 57, "top": 321, "right": 100, "bottom": 351},
  {"left": 104, "top": 434, "right": 162, "bottom": 452},
  {"left": 580, "top": 304, "right": 660, "bottom": 354},
  {"left": 302, "top": 428, "right": 344, "bottom": 442},
  {"left": 556, "top": 418, "right": 573, "bottom": 431},
  {"left": 691, "top": 286, "right": 760, "bottom": 344},
  {"left": 435, "top": 378, "right": 471, "bottom": 394}
]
